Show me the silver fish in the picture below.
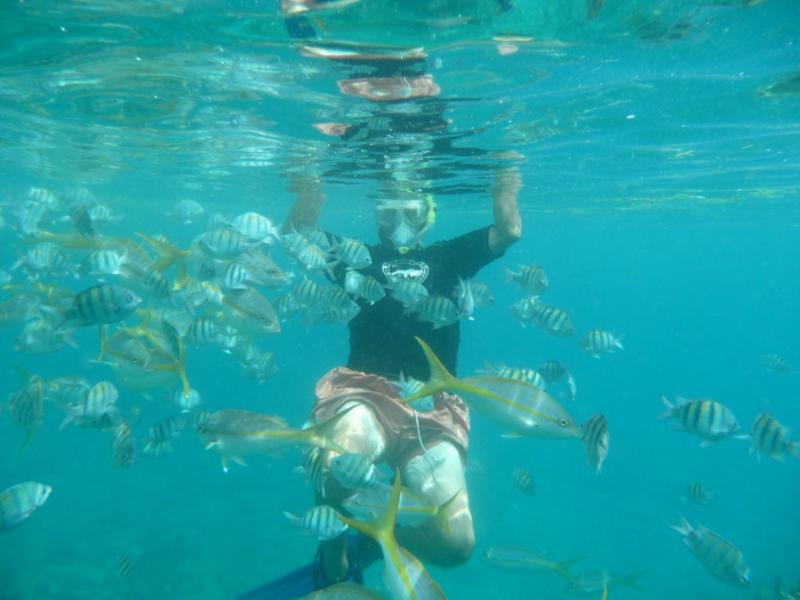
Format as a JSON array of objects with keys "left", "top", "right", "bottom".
[{"left": 0, "top": 481, "right": 53, "bottom": 530}]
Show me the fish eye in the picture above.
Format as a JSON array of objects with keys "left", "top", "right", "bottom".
[{"left": 558, "top": 418, "right": 569, "bottom": 428}]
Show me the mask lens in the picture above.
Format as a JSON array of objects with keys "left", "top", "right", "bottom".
[{"left": 402, "top": 206, "right": 427, "bottom": 227}]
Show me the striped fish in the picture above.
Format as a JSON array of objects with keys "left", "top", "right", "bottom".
[
  {"left": 470, "top": 281, "right": 494, "bottom": 308},
  {"left": 230, "top": 211, "right": 279, "bottom": 243},
  {"left": 671, "top": 515, "right": 750, "bottom": 588},
  {"left": 515, "top": 297, "right": 575, "bottom": 336},
  {"left": 484, "top": 364, "right": 546, "bottom": 390},
  {"left": 112, "top": 422, "right": 136, "bottom": 468},
  {"left": 330, "top": 453, "right": 377, "bottom": 490},
  {"left": 197, "top": 228, "right": 251, "bottom": 258},
  {"left": 512, "top": 467, "right": 536, "bottom": 496},
  {"left": 538, "top": 360, "right": 577, "bottom": 402},
  {"left": 60, "top": 381, "right": 119, "bottom": 430},
  {"left": 83, "top": 249, "right": 126, "bottom": 277},
  {"left": 283, "top": 505, "right": 349, "bottom": 540},
  {"left": 750, "top": 413, "right": 800, "bottom": 462},
  {"left": 63, "top": 284, "right": 141, "bottom": 326},
  {"left": 186, "top": 317, "right": 223, "bottom": 346},
  {"left": 386, "top": 280, "right": 429, "bottom": 309},
  {"left": 0, "top": 481, "right": 53, "bottom": 530},
  {"left": 659, "top": 396, "right": 743, "bottom": 446},
  {"left": 117, "top": 555, "right": 133, "bottom": 579},
  {"left": 302, "top": 446, "right": 327, "bottom": 496},
  {"left": 335, "top": 237, "right": 372, "bottom": 270},
  {"left": 220, "top": 262, "right": 251, "bottom": 290},
  {"left": 506, "top": 264, "right": 548, "bottom": 295},
  {"left": 581, "top": 414, "right": 609, "bottom": 474},
  {"left": 762, "top": 354, "right": 792, "bottom": 374},
  {"left": 70, "top": 204, "right": 95, "bottom": 236},
  {"left": 579, "top": 330, "right": 623, "bottom": 358},
  {"left": 339, "top": 471, "right": 448, "bottom": 600},
  {"left": 683, "top": 482, "right": 711, "bottom": 505},
  {"left": 8, "top": 368, "right": 45, "bottom": 450},
  {"left": 414, "top": 295, "right": 459, "bottom": 329}
]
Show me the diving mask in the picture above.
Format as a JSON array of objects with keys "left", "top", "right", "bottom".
[{"left": 375, "top": 199, "right": 435, "bottom": 253}]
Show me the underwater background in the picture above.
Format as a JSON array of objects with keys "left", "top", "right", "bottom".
[{"left": 0, "top": 0, "right": 798, "bottom": 599}]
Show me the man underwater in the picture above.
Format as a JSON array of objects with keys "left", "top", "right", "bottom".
[{"left": 241, "top": 166, "right": 522, "bottom": 598}]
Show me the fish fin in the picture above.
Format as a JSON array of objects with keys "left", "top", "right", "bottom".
[
  {"left": 669, "top": 514, "right": 693, "bottom": 538},
  {"left": 205, "top": 440, "right": 221, "bottom": 450},
  {"left": 789, "top": 442, "right": 800, "bottom": 461},
  {"left": 500, "top": 432, "right": 523, "bottom": 439},
  {"left": 282, "top": 511, "right": 304, "bottom": 527},
  {"left": 611, "top": 569, "right": 648, "bottom": 593},
  {"left": 58, "top": 413, "right": 75, "bottom": 432},
  {"left": 657, "top": 396, "right": 674, "bottom": 421},
  {"left": 401, "top": 337, "right": 456, "bottom": 404},
  {"left": 232, "top": 456, "right": 248, "bottom": 467},
  {"left": 19, "top": 428, "right": 38, "bottom": 453},
  {"left": 12, "top": 364, "right": 31, "bottom": 384},
  {"left": 303, "top": 404, "right": 357, "bottom": 454},
  {"left": 339, "top": 469, "right": 401, "bottom": 546},
  {"left": 134, "top": 233, "right": 190, "bottom": 271},
  {"left": 503, "top": 268, "right": 517, "bottom": 283},
  {"left": 554, "top": 556, "right": 584, "bottom": 582}
]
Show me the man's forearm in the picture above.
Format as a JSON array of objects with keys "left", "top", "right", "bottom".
[
  {"left": 488, "top": 167, "right": 522, "bottom": 254},
  {"left": 284, "top": 173, "right": 326, "bottom": 232}
]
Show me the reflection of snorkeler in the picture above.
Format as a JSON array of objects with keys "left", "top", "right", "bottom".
[
  {"left": 239, "top": 166, "right": 521, "bottom": 599},
  {"left": 281, "top": 0, "right": 514, "bottom": 102}
]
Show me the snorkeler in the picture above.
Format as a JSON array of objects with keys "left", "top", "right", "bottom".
[{"left": 239, "top": 165, "right": 521, "bottom": 599}]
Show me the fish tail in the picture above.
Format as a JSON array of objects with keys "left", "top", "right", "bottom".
[
  {"left": 12, "top": 364, "right": 31, "bottom": 385},
  {"left": 401, "top": 337, "right": 456, "bottom": 404},
  {"left": 669, "top": 513, "right": 693, "bottom": 538},
  {"left": 657, "top": 395, "right": 674, "bottom": 421},
  {"left": 554, "top": 556, "right": 584, "bottom": 582},
  {"left": 134, "top": 232, "right": 190, "bottom": 270},
  {"left": 339, "top": 468, "right": 401, "bottom": 547},
  {"left": 97, "top": 324, "right": 108, "bottom": 361},
  {"left": 611, "top": 569, "right": 648, "bottom": 593},
  {"left": 304, "top": 405, "right": 357, "bottom": 454},
  {"left": 788, "top": 441, "right": 800, "bottom": 461},
  {"left": 19, "top": 427, "right": 38, "bottom": 453}
]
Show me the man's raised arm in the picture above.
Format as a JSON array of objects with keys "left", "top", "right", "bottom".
[{"left": 488, "top": 166, "right": 523, "bottom": 254}]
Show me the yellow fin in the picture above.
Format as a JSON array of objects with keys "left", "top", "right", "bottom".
[{"left": 339, "top": 468, "right": 402, "bottom": 546}]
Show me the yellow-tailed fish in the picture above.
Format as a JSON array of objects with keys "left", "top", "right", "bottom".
[
  {"left": 195, "top": 408, "right": 351, "bottom": 473},
  {"left": 403, "top": 337, "right": 579, "bottom": 439},
  {"left": 481, "top": 545, "right": 581, "bottom": 581},
  {"left": 134, "top": 232, "right": 191, "bottom": 270},
  {"left": 339, "top": 470, "right": 448, "bottom": 600}
]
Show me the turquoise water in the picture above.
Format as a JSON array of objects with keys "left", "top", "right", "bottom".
[{"left": 1, "top": 1, "right": 799, "bottom": 599}]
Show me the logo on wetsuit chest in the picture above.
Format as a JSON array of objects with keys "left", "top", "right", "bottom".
[{"left": 381, "top": 259, "right": 429, "bottom": 284}]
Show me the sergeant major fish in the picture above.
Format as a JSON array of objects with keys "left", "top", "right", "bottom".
[
  {"left": 581, "top": 414, "right": 609, "bottom": 474},
  {"left": 0, "top": 481, "right": 53, "bottom": 531},
  {"left": 579, "top": 330, "right": 623, "bottom": 358},
  {"left": 659, "top": 396, "right": 744, "bottom": 446},
  {"left": 671, "top": 515, "right": 750, "bottom": 588},
  {"left": 750, "top": 412, "right": 800, "bottom": 462}
]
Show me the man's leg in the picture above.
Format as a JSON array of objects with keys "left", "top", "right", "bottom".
[
  {"left": 398, "top": 441, "right": 475, "bottom": 567},
  {"left": 315, "top": 401, "right": 386, "bottom": 582}
]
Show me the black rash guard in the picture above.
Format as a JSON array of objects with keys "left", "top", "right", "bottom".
[{"left": 331, "top": 226, "right": 502, "bottom": 381}]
